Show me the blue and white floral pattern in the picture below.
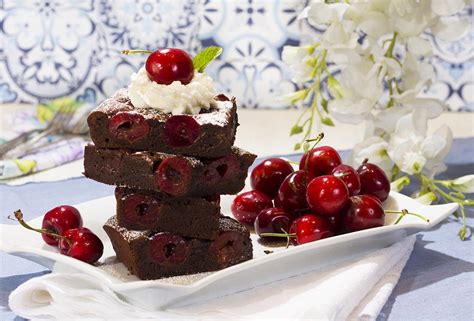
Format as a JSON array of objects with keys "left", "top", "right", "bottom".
[
  {"left": 0, "top": 0, "right": 472, "bottom": 111},
  {"left": 0, "top": 0, "right": 200, "bottom": 104}
]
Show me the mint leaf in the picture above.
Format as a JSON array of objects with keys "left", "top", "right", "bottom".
[
  {"left": 322, "top": 117, "right": 335, "bottom": 126},
  {"left": 193, "top": 46, "right": 222, "bottom": 73}
]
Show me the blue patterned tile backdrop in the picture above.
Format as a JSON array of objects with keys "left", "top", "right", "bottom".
[{"left": 1, "top": 0, "right": 472, "bottom": 111}]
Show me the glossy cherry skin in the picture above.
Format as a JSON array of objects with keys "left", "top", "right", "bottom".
[
  {"left": 254, "top": 207, "right": 292, "bottom": 237},
  {"left": 331, "top": 164, "right": 361, "bottom": 196},
  {"left": 289, "top": 214, "right": 334, "bottom": 245},
  {"left": 250, "top": 158, "right": 294, "bottom": 198},
  {"left": 357, "top": 162, "right": 390, "bottom": 202},
  {"left": 342, "top": 195, "right": 385, "bottom": 232},
  {"left": 275, "top": 170, "right": 314, "bottom": 215},
  {"left": 299, "top": 146, "right": 342, "bottom": 177},
  {"left": 306, "top": 175, "right": 349, "bottom": 215},
  {"left": 42, "top": 206, "right": 83, "bottom": 246},
  {"left": 58, "top": 227, "right": 103, "bottom": 264},
  {"left": 145, "top": 48, "right": 194, "bottom": 85},
  {"left": 231, "top": 190, "right": 273, "bottom": 226}
]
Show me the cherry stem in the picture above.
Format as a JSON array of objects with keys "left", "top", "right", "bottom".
[
  {"left": 304, "top": 132, "right": 325, "bottom": 185},
  {"left": 259, "top": 232, "right": 296, "bottom": 238},
  {"left": 385, "top": 209, "right": 430, "bottom": 224},
  {"left": 362, "top": 158, "right": 369, "bottom": 164},
  {"left": 11, "top": 210, "right": 72, "bottom": 247},
  {"left": 121, "top": 49, "right": 152, "bottom": 55}
]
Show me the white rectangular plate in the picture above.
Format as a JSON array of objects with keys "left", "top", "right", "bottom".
[{"left": 0, "top": 192, "right": 458, "bottom": 310}]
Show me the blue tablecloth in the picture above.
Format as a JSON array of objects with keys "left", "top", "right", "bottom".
[{"left": 1, "top": 138, "right": 473, "bottom": 320}]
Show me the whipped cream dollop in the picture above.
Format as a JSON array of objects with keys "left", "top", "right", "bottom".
[{"left": 128, "top": 67, "right": 217, "bottom": 114}]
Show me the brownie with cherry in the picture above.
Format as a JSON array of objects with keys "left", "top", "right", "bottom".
[
  {"left": 88, "top": 90, "right": 238, "bottom": 158},
  {"left": 115, "top": 187, "right": 221, "bottom": 240},
  {"left": 84, "top": 145, "right": 256, "bottom": 197},
  {"left": 103, "top": 215, "right": 252, "bottom": 280}
]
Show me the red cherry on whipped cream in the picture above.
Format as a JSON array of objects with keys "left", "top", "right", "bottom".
[{"left": 145, "top": 48, "right": 194, "bottom": 85}]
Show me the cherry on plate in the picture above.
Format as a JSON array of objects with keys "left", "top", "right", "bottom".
[
  {"left": 146, "top": 48, "right": 194, "bottom": 85},
  {"left": 275, "top": 170, "right": 313, "bottom": 215},
  {"left": 357, "top": 161, "right": 390, "bottom": 202},
  {"left": 289, "top": 214, "right": 334, "bottom": 245},
  {"left": 299, "top": 146, "right": 342, "bottom": 177},
  {"left": 342, "top": 195, "right": 385, "bottom": 232},
  {"left": 250, "top": 158, "right": 294, "bottom": 198},
  {"left": 331, "top": 164, "right": 361, "bottom": 196},
  {"left": 59, "top": 227, "right": 104, "bottom": 264},
  {"left": 306, "top": 175, "right": 349, "bottom": 215},
  {"left": 42, "top": 205, "right": 83, "bottom": 246},
  {"left": 254, "top": 207, "right": 292, "bottom": 237},
  {"left": 231, "top": 190, "right": 273, "bottom": 226}
]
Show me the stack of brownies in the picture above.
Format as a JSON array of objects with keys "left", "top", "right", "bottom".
[{"left": 83, "top": 89, "right": 256, "bottom": 280}]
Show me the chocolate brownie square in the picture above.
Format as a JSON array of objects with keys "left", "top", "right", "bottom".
[
  {"left": 83, "top": 144, "right": 256, "bottom": 197},
  {"left": 115, "top": 187, "right": 220, "bottom": 240},
  {"left": 103, "top": 215, "right": 253, "bottom": 280},
  {"left": 88, "top": 89, "right": 238, "bottom": 158}
]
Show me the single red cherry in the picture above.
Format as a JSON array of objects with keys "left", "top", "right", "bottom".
[
  {"left": 299, "top": 146, "right": 342, "bottom": 177},
  {"left": 231, "top": 190, "right": 273, "bottom": 226},
  {"left": 251, "top": 158, "right": 294, "bottom": 198},
  {"left": 163, "top": 115, "right": 201, "bottom": 147},
  {"left": 289, "top": 214, "right": 334, "bottom": 245},
  {"left": 357, "top": 161, "right": 390, "bottom": 202},
  {"left": 150, "top": 233, "right": 189, "bottom": 264},
  {"left": 210, "top": 231, "right": 244, "bottom": 267},
  {"left": 306, "top": 175, "right": 349, "bottom": 215},
  {"left": 342, "top": 195, "right": 385, "bottom": 232},
  {"left": 108, "top": 112, "right": 150, "bottom": 142},
  {"left": 275, "top": 170, "right": 314, "bottom": 215},
  {"left": 254, "top": 207, "right": 292, "bottom": 237},
  {"left": 326, "top": 212, "right": 343, "bottom": 234},
  {"left": 42, "top": 206, "right": 83, "bottom": 246},
  {"left": 155, "top": 157, "right": 192, "bottom": 196},
  {"left": 145, "top": 48, "right": 194, "bottom": 85},
  {"left": 58, "top": 227, "right": 103, "bottom": 264},
  {"left": 120, "top": 193, "right": 161, "bottom": 227},
  {"left": 331, "top": 164, "right": 361, "bottom": 196}
]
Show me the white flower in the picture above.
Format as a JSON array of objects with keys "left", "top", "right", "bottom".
[
  {"left": 451, "top": 175, "right": 474, "bottom": 193},
  {"left": 350, "top": 136, "right": 393, "bottom": 175},
  {"left": 387, "top": 111, "right": 452, "bottom": 176},
  {"left": 282, "top": 46, "right": 313, "bottom": 84},
  {"left": 431, "top": 16, "right": 470, "bottom": 42},
  {"left": 431, "top": 0, "right": 466, "bottom": 16},
  {"left": 328, "top": 58, "right": 384, "bottom": 123}
]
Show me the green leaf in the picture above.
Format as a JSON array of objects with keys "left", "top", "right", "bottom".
[
  {"left": 321, "top": 98, "right": 328, "bottom": 113},
  {"left": 290, "top": 125, "right": 304, "bottom": 136},
  {"left": 193, "top": 46, "right": 223, "bottom": 73},
  {"left": 294, "top": 143, "right": 302, "bottom": 151},
  {"left": 321, "top": 117, "right": 335, "bottom": 126},
  {"left": 458, "top": 226, "right": 467, "bottom": 241}
]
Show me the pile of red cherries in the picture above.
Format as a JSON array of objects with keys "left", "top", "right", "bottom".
[
  {"left": 231, "top": 143, "right": 391, "bottom": 245},
  {"left": 14, "top": 206, "right": 103, "bottom": 264}
]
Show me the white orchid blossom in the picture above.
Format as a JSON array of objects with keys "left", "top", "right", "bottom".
[{"left": 285, "top": 0, "right": 472, "bottom": 239}]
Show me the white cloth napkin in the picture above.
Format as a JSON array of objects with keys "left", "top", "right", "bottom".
[{"left": 9, "top": 236, "right": 416, "bottom": 321}]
